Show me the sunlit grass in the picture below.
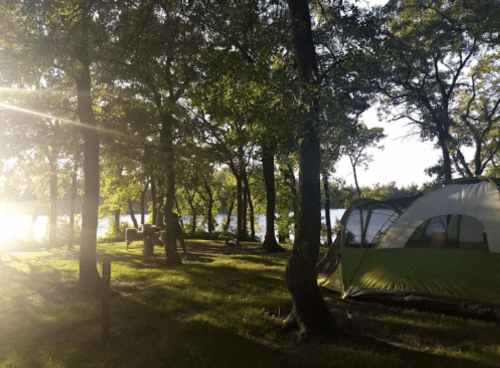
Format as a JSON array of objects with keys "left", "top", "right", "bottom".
[{"left": 0, "top": 240, "right": 499, "bottom": 367}]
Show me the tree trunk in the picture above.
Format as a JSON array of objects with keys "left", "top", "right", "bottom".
[
  {"left": 161, "top": 113, "right": 182, "bottom": 266},
  {"left": 156, "top": 175, "right": 165, "bottom": 227},
  {"left": 140, "top": 182, "right": 148, "bottom": 226},
  {"left": 455, "top": 146, "right": 474, "bottom": 177},
  {"left": 262, "top": 149, "right": 284, "bottom": 253},
  {"left": 187, "top": 191, "right": 197, "bottom": 235},
  {"left": 322, "top": 171, "right": 332, "bottom": 246},
  {"left": 128, "top": 200, "right": 138, "bottom": 228},
  {"left": 191, "top": 211, "right": 197, "bottom": 234},
  {"left": 114, "top": 208, "right": 121, "bottom": 234},
  {"left": 75, "top": 48, "right": 101, "bottom": 296},
  {"left": 244, "top": 173, "right": 255, "bottom": 240},
  {"left": 68, "top": 170, "right": 77, "bottom": 249},
  {"left": 242, "top": 173, "right": 248, "bottom": 240},
  {"left": 49, "top": 157, "right": 58, "bottom": 247},
  {"left": 157, "top": 195, "right": 165, "bottom": 228},
  {"left": 225, "top": 200, "right": 234, "bottom": 245},
  {"left": 285, "top": 164, "right": 298, "bottom": 236},
  {"left": 441, "top": 140, "right": 453, "bottom": 182},
  {"left": 284, "top": 0, "right": 338, "bottom": 338},
  {"left": 351, "top": 158, "right": 362, "bottom": 198},
  {"left": 204, "top": 181, "right": 215, "bottom": 235},
  {"left": 474, "top": 139, "right": 483, "bottom": 176},
  {"left": 207, "top": 197, "right": 214, "bottom": 235},
  {"left": 236, "top": 174, "right": 243, "bottom": 245},
  {"left": 151, "top": 177, "right": 158, "bottom": 226}
]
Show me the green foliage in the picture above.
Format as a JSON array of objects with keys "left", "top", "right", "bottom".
[
  {"left": 376, "top": 0, "right": 500, "bottom": 181},
  {"left": 275, "top": 155, "right": 298, "bottom": 241},
  {"left": 452, "top": 51, "right": 500, "bottom": 176},
  {"left": 40, "top": 215, "right": 82, "bottom": 247},
  {"left": 97, "top": 220, "right": 129, "bottom": 243},
  {"left": 331, "top": 181, "right": 421, "bottom": 208}
]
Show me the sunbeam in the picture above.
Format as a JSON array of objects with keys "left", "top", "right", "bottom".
[
  {"left": 0, "top": 87, "right": 62, "bottom": 95},
  {"left": 0, "top": 102, "right": 133, "bottom": 139}
]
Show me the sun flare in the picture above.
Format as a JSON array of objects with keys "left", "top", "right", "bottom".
[{"left": 0, "top": 204, "right": 30, "bottom": 246}]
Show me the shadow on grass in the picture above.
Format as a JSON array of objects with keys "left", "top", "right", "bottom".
[
  {"left": 1, "top": 246, "right": 499, "bottom": 367},
  {"left": 1, "top": 284, "right": 487, "bottom": 368},
  {"left": 234, "top": 255, "right": 289, "bottom": 268}
]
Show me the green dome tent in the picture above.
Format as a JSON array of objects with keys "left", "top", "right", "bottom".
[{"left": 317, "top": 177, "right": 500, "bottom": 311}]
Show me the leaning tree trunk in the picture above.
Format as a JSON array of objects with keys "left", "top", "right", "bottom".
[
  {"left": 162, "top": 113, "right": 182, "bottom": 266},
  {"left": 75, "top": 47, "right": 101, "bottom": 296},
  {"left": 351, "top": 158, "right": 362, "bottom": 198},
  {"left": 225, "top": 200, "right": 234, "bottom": 245},
  {"left": 262, "top": 148, "right": 284, "bottom": 253},
  {"left": 128, "top": 200, "right": 138, "bottom": 228},
  {"left": 284, "top": 0, "right": 338, "bottom": 338}
]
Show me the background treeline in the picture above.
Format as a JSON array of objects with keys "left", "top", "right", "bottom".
[{"left": 0, "top": 0, "right": 499, "bottom": 291}]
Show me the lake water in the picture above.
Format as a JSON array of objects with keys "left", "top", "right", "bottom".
[{"left": 0, "top": 206, "right": 345, "bottom": 245}]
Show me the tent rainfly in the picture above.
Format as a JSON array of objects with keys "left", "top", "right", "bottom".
[{"left": 317, "top": 177, "right": 500, "bottom": 310}]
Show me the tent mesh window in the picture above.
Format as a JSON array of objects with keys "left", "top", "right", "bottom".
[
  {"left": 404, "top": 215, "right": 489, "bottom": 250},
  {"left": 345, "top": 206, "right": 400, "bottom": 248}
]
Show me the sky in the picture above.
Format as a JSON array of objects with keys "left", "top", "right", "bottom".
[
  {"left": 334, "top": 107, "right": 442, "bottom": 188},
  {"left": 333, "top": 0, "right": 454, "bottom": 189}
]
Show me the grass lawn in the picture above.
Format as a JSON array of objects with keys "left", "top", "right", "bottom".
[{"left": 0, "top": 240, "right": 499, "bottom": 367}]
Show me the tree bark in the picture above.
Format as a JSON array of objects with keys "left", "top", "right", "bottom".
[
  {"left": 350, "top": 157, "right": 362, "bottom": 198},
  {"left": 244, "top": 173, "right": 255, "bottom": 240},
  {"left": 114, "top": 208, "right": 121, "bottom": 234},
  {"left": 186, "top": 190, "right": 197, "bottom": 235},
  {"left": 68, "top": 170, "right": 77, "bottom": 249},
  {"left": 49, "top": 157, "right": 58, "bottom": 247},
  {"left": 262, "top": 149, "right": 284, "bottom": 253},
  {"left": 322, "top": 171, "right": 332, "bottom": 246},
  {"left": 75, "top": 48, "right": 102, "bottom": 296},
  {"left": 151, "top": 177, "right": 158, "bottom": 226},
  {"left": 242, "top": 173, "right": 248, "bottom": 241},
  {"left": 440, "top": 137, "right": 453, "bottom": 182},
  {"left": 156, "top": 184, "right": 165, "bottom": 228},
  {"left": 203, "top": 181, "right": 215, "bottom": 235},
  {"left": 236, "top": 173, "right": 243, "bottom": 245},
  {"left": 285, "top": 164, "right": 298, "bottom": 237},
  {"left": 140, "top": 182, "right": 148, "bottom": 225},
  {"left": 128, "top": 200, "right": 138, "bottom": 228},
  {"left": 284, "top": 0, "right": 338, "bottom": 338},
  {"left": 158, "top": 196, "right": 165, "bottom": 228},
  {"left": 225, "top": 200, "right": 234, "bottom": 245},
  {"left": 161, "top": 113, "right": 182, "bottom": 266},
  {"left": 474, "top": 139, "right": 483, "bottom": 176}
]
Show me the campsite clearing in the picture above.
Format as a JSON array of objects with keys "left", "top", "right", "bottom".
[{"left": 0, "top": 240, "right": 499, "bottom": 367}]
